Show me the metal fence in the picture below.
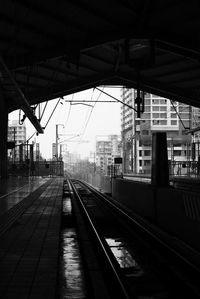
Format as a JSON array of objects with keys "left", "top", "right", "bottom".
[
  {"left": 123, "top": 160, "right": 200, "bottom": 178},
  {"left": 8, "top": 160, "right": 64, "bottom": 177},
  {"left": 169, "top": 160, "right": 200, "bottom": 177}
]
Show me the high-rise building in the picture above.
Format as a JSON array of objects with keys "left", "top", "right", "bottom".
[
  {"left": 95, "top": 135, "right": 121, "bottom": 175},
  {"left": 121, "top": 88, "right": 192, "bottom": 174},
  {"left": 192, "top": 107, "right": 200, "bottom": 140},
  {"left": 7, "top": 120, "right": 26, "bottom": 162},
  {"left": 121, "top": 88, "right": 134, "bottom": 173}
]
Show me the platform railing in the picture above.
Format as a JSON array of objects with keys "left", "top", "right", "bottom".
[{"left": 8, "top": 160, "right": 64, "bottom": 177}]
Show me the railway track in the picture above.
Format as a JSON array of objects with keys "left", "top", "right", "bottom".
[{"left": 67, "top": 179, "right": 200, "bottom": 299}]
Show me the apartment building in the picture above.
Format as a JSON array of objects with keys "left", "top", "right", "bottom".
[
  {"left": 7, "top": 120, "right": 26, "bottom": 162},
  {"left": 121, "top": 88, "right": 192, "bottom": 174},
  {"left": 95, "top": 135, "right": 121, "bottom": 175}
]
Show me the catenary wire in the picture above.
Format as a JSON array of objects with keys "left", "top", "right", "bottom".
[{"left": 77, "top": 87, "right": 104, "bottom": 146}]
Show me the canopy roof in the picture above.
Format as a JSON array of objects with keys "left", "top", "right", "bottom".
[{"left": 1, "top": 0, "right": 200, "bottom": 113}]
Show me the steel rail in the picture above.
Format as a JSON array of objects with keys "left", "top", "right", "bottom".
[
  {"left": 68, "top": 179, "right": 131, "bottom": 299},
  {"left": 77, "top": 180, "right": 200, "bottom": 295}
]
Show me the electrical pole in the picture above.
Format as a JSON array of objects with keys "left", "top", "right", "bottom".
[
  {"left": 13, "top": 127, "right": 16, "bottom": 164},
  {"left": 55, "top": 124, "right": 64, "bottom": 161},
  {"left": 56, "top": 124, "right": 58, "bottom": 161}
]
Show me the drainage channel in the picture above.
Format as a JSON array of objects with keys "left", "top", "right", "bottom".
[{"left": 59, "top": 182, "right": 87, "bottom": 299}]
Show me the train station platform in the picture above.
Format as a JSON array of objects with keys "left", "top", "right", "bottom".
[{"left": 0, "top": 176, "right": 64, "bottom": 299}]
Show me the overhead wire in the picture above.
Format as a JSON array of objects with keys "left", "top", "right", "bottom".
[
  {"left": 77, "top": 87, "right": 104, "bottom": 146},
  {"left": 78, "top": 89, "right": 95, "bottom": 137},
  {"left": 61, "top": 91, "right": 95, "bottom": 151},
  {"left": 170, "top": 100, "right": 189, "bottom": 129},
  {"left": 40, "top": 101, "right": 48, "bottom": 121},
  {"left": 78, "top": 89, "right": 95, "bottom": 138},
  {"left": 64, "top": 94, "right": 74, "bottom": 128},
  {"left": 25, "top": 132, "right": 36, "bottom": 144},
  {"left": 44, "top": 98, "right": 61, "bottom": 129}
]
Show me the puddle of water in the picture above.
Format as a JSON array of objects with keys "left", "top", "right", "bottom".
[
  {"left": 106, "top": 238, "right": 124, "bottom": 247},
  {"left": 106, "top": 238, "right": 144, "bottom": 277},
  {"left": 60, "top": 229, "right": 86, "bottom": 299},
  {"left": 63, "top": 198, "right": 72, "bottom": 215}
]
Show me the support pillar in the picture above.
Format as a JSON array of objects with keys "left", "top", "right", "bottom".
[
  {"left": 151, "top": 132, "right": 169, "bottom": 187},
  {"left": 0, "top": 89, "right": 8, "bottom": 179}
]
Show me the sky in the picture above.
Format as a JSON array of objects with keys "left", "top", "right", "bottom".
[{"left": 9, "top": 87, "right": 122, "bottom": 159}]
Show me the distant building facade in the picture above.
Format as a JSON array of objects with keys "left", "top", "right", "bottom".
[
  {"left": 7, "top": 120, "right": 26, "bottom": 162},
  {"left": 95, "top": 135, "right": 121, "bottom": 175},
  {"left": 121, "top": 88, "right": 193, "bottom": 174}
]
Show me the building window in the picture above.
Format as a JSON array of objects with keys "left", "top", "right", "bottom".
[
  {"left": 152, "top": 113, "right": 159, "bottom": 118},
  {"left": 171, "top": 113, "right": 177, "bottom": 118},
  {"left": 152, "top": 106, "right": 159, "bottom": 111},
  {"left": 179, "top": 113, "right": 189, "bottom": 119},
  {"left": 184, "top": 121, "right": 190, "bottom": 128},
  {"left": 173, "top": 150, "right": 181, "bottom": 156},
  {"left": 179, "top": 106, "right": 190, "bottom": 112},
  {"left": 145, "top": 99, "right": 150, "bottom": 105},
  {"left": 143, "top": 113, "right": 150, "bottom": 119},
  {"left": 135, "top": 120, "right": 140, "bottom": 125},
  {"left": 152, "top": 99, "right": 159, "bottom": 104},
  {"left": 171, "top": 120, "right": 177, "bottom": 125},
  {"left": 144, "top": 150, "right": 151, "bottom": 156},
  {"left": 160, "top": 106, "right": 167, "bottom": 111},
  {"left": 142, "top": 106, "right": 150, "bottom": 112},
  {"left": 160, "top": 113, "right": 167, "bottom": 118},
  {"left": 171, "top": 106, "right": 176, "bottom": 111},
  {"left": 160, "top": 120, "right": 167, "bottom": 125},
  {"left": 160, "top": 99, "right": 167, "bottom": 104}
]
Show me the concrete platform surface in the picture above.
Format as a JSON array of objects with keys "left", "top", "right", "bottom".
[
  {"left": 0, "top": 177, "right": 64, "bottom": 299},
  {"left": 0, "top": 177, "right": 50, "bottom": 216}
]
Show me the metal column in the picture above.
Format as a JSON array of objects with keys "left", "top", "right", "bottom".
[
  {"left": 0, "top": 88, "right": 8, "bottom": 178},
  {"left": 151, "top": 132, "right": 169, "bottom": 187}
]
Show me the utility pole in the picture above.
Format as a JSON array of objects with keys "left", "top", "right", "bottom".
[
  {"left": 56, "top": 124, "right": 58, "bottom": 161},
  {"left": 55, "top": 124, "right": 64, "bottom": 161},
  {"left": 13, "top": 127, "right": 16, "bottom": 164},
  {"left": 59, "top": 144, "right": 62, "bottom": 160}
]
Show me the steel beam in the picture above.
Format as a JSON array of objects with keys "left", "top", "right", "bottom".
[
  {"left": 116, "top": 72, "right": 200, "bottom": 108},
  {"left": 157, "top": 40, "right": 200, "bottom": 63},
  {"left": 27, "top": 73, "right": 117, "bottom": 102},
  {"left": 0, "top": 56, "right": 43, "bottom": 133}
]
